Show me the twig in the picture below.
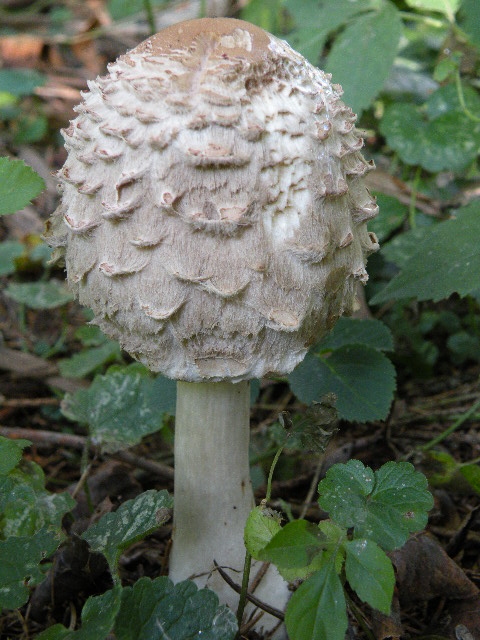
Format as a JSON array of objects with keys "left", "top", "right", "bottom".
[
  {"left": 419, "top": 396, "right": 480, "bottom": 452},
  {"left": 299, "top": 459, "right": 324, "bottom": 520},
  {"left": 213, "top": 561, "right": 285, "bottom": 621},
  {"left": 0, "top": 426, "right": 174, "bottom": 480},
  {"left": 0, "top": 397, "right": 59, "bottom": 408}
]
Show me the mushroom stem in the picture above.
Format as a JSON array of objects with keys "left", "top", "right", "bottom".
[
  {"left": 170, "top": 380, "right": 289, "bottom": 632},
  {"left": 171, "top": 380, "right": 253, "bottom": 593}
]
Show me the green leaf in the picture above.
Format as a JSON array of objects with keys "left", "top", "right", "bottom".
[
  {"left": 370, "top": 194, "right": 407, "bottom": 243},
  {"left": 458, "top": 0, "right": 480, "bottom": 48},
  {"left": 345, "top": 539, "right": 395, "bottom": 614},
  {"left": 288, "top": 345, "right": 396, "bottom": 422},
  {"left": 61, "top": 363, "right": 176, "bottom": 452},
  {"left": 372, "top": 203, "right": 480, "bottom": 304},
  {"left": 320, "top": 318, "right": 394, "bottom": 352},
  {"left": 0, "top": 157, "right": 45, "bottom": 216},
  {"left": 0, "top": 436, "right": 30, "bottom": 475},
  {"left": 0, "top": 240, "right": 24, "bottom": 275},
  {"left": 241, "top": 0, "right": 285, "bottom": 33},
  {"left": 285, "top": 0, "right": 373, "bottom": 63},
  {"left": 0, "top": 69, "right": 46, "bottom": 97},
  {"left": 405, "top": 0, "right": 460, "bottom": 19},
  {"left": 447, "top": 331, "right": 480, "bottom": 365},
  {"left": 0, "top": 528, "right": 60, "bottom": 609},
  {"left": 318, "top": 520, "right": 346, "bottom": 574},
  {"left": 260, "top": 519, "right": 327, "bottom": 569},
  {"left": 0, "top": 458, "right": 75, "bottom": 538},
  {"left": 318, "top": 460, "right": 434, "bottom": 550},
  {"left": 5, "top": 281, "right": 73, "bottom": 309},
  {"left": 82, "top": 490, "right": 172, "bottom": 575},
  {"left": 36, "top": 586, "right": 123, "bottom": 640},
  {"left": 381, "top": 226, "right": 431, "bottom": 270},
  {"left": 58, "top": 341, "right": 122, "bottom": 378},
  {"left": 459, "top": 464, "right": 480, "bottom": 495},
  {"left": 326, "top": 3, "right": 402, "bottom": 115},
  {"left": 285, "top": 559, "right": 348, "bottom": 640},
  {"left": 244, "top": 505, "right": 282, "bottom": 559},
  {"left": 380, "top": 87, "right": 480, "bottom": 172},
  {"left": 114, "top": 576, "right": 237, "bottom": 640}
]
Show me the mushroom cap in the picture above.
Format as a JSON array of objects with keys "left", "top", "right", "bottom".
[{"left": 45, "top": 18, "right": 379, "bottom": 382}]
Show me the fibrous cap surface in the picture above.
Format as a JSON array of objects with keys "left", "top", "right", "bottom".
[{"left": 45, "top": 18, "right": 379, "bottom": 382}]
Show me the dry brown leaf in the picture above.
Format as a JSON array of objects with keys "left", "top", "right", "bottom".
[{"left": 0, "top": 34, "right": 43, "bottom": 66}]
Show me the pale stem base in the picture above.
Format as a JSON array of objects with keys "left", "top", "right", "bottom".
[{"left": 170, "top": 380, "right": 289, "bottom": 635}]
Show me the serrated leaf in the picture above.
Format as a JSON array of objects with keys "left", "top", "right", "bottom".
[
  {"left": 0, "top": 240, "right": 24, "bottom": 275},
  {"left": 288, "top": 345, "right": 396, "bottom": 422},
  {"left": 114, "top": 576, "right": 237, "bottom": 640},
  {"left": 0, "top": 69, "right": 46, "bottom": 97},
  {"left": 0, "top": 528, "right": 60, "bottom": 609},
  {"left": 345, "top": 539, "right": 394, "bottom": 614},
  {"left": 58, "top": 341, "right": 121, "bottom": 378},
  {"left": 326, "top": 3, "right": 402, "bottom": 115},
  {"left": 370, "top": 194, "right": 407, "bottom": 243},
  {"left": 36, "top": 586, "right": 123, "bottom": 640},
  {"left": 61, "top": 363, "right": 176, "bottom": 452},
  {"left": 0, "top": 436, "right": 30, "bottom": 475},
  {"left": 260, "top": 519, "right": 327, "bottom": 569},
  {"left": 0, "top": 157, "right": 45, "bottom": 216},
  {"left": 318, "top": 520, "right": 346, "bottom": 574},
  {"left": 82, "top": 490, "right": 172, "bottom": 575},
  {"left": 285, "top": 559, "right": 348, "bottom": 640},
  {"left": 318, "top": 460, "right": 434, "bottom": 550},
  {"left": 244, "top": 505, "right": 282, "bottom": 559},
  {"left": 371, "top": 203, "right": 480, "bottom": 304},
  {"left": 320, "top": 318, "right": 394, "bottom": 352},
  {"left": 5, "top": 280, "right": 73, "bottom": 309},
  {"left": 405, "top": 0, "right": 460, "bottom": 19}
]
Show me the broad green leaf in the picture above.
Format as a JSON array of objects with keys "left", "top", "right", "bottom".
[
  {"left": 318, "top": 460, "right": 434, "bottom": 550},
  {"left": 114, "top": 576, "right": 237, "bottom": 640},
  {"left": 260, "top": 519, "right": 327, "bottom": 569},
  {"left": 326, "top": 3, "right": 402, "bottom": 115},
  {"left": 459, "top": 464, "right": 480, "bottom": 495},
  {"left": 241, "top": 0, "right": 286, "bottom": 33},
  {"left": 345, "top": 539, "right": 394, "bottom": 614},
  {"left": 0, "top": 436, "right": 30, "bottom": 475},
  {"left": 5, "top": 281, "right": 73, "bottom": 309},
  {"left": 405, "top": 0, "right": 460, "bottom": 20},
  {"left": 61, "top": 363, "right": 176, "bottom": 452},
  {"left": 318, "top": 520, "right": 346, "bottom": 574},
  {"left": 0, "top": 157, "right": 45, "bottom": 216},
  {"left": 0, "top": 69, "right": 46, "bottom": 97},
  {"left": 285, "top": 0, "right": 373, "bottom": 62},
  {"left": 381, "top": 227, "right": 430, "bottom": 270},
  {"left": 380, "top": 89, "right": 480, "bottom": 172},
  {"left": 0, "top": 240, "right": 24, "bottom": 275},
  {"left": 288, "top": 345, "right": 396, "bottom": 422},
  {"left": 320, "top": 318, "right": 394, "bottom": 352},
  {"left": 244, "top": 505, "right": 282, "bottom": 559},
  {"left": 285, "top": 559, "right": 348, "bottom": 640},
  {"left": 370, "top": 194, "right": 407, "bottom": 243},
  {"left": 447, "top": 331, "right": 480, "bottom": 365},
  {"left": 58, "top": 341, "right": 122, "bottom": 378},
  {"left": 458, "top": 0, "right": 480, "bottom": 48},
  {"left": 0, "top": 528, "right": 60, "bottom": 609},
  {"left": 75, "top": 325, "right": 109, "bottom": 347},
  {"left": 371, "top": 203, "right": 480, "bottom": 304},
  {"left": 0, "top": 458, "right": 75, "bottom": 538},
  {"left": 36, "top": 586, "right": 123, "bottom": 640},
  {"left": 425, "top": 83, "right": 480, "bottom": 120},
  {"left": 82, "top": 490, "right": 172, "bottom": 575}
]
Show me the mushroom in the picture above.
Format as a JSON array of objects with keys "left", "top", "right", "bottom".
[{"left": 45, "top": 17, "right": 379, "bottom": 632}]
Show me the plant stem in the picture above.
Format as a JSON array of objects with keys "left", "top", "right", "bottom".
[
  {"left": 266, "top": 444, "right": 285, "bottom": 503},
  {"left": 143, "top": 0, "right": 156, "bottom": 35},
  {"left": 236, "top": 551, "right": 252, "bottom": 628},
  {"left": 455, "top": 70, "right": 480, "bottom": 123},
  {"left": 420, "top": 396, "right": 480, "bottom": 452}
]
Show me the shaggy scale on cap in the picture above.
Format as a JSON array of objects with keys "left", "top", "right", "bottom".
[{"left": 45, "top": 18, "right": 379, "bottom": 382}]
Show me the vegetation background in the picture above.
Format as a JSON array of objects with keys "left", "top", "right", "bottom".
[{"left": 0, "top": 0, "right": 479, "bottom": 638}]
